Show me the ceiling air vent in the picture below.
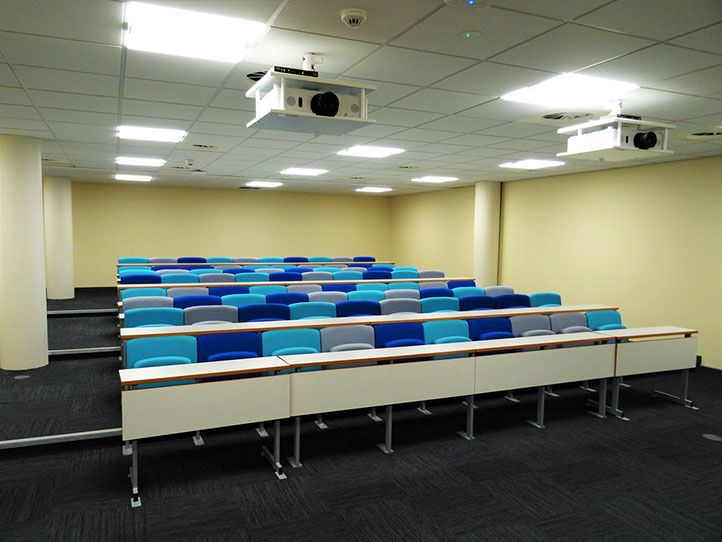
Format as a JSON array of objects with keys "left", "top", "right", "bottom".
[
  {"left": 685, "top": 130, "right": 722, "bottom": 141},
  {"left": 247, "top": 71, "right": 266, "bottom": 82},
  {"left": 542, "top": 112, "right": 592, "bottom": 121},
  {"left": 397, "top": 165, "right": 419, "bottom": 170}
]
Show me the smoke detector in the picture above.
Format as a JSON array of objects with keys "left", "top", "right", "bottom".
[{"left": 341, "top": 8, "right": 367, "bottom": 29}]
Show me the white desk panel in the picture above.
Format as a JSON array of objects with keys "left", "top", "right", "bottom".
[{"left": 614, "top": 337, "right": 697, "bottom": 377}]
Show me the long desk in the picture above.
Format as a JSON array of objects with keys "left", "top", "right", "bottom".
[
  {"left": 119, "top": 326, "right": 697, "bottom": 508},
  {"left": 117, "top": 260, "right": 396, "bottom": 268}
]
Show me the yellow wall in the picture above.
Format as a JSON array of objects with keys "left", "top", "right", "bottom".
[
  {"left": 71, "top": 182, "right": 391, "bottom": 286},
  {"left": 500, "top": 156, "right": 722, "bottom": 369},
  {"left": 389, "top": 187, "right": 475, "bottom": 277}
]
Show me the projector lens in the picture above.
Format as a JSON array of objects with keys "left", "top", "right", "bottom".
[
  {"left": 633, "top": 131, "right": 657, "bottom": 150},
  {"left": 311, "top": 92, "right": 340, "bottom": 117}
]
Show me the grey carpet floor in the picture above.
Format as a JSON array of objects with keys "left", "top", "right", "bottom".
[{"left": 47, "top": 287, "right": 117, "bottom": 311}]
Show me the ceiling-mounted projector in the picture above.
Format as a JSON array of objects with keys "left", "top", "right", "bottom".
[
  {"left": 557, "top": 115, "right": 675, "bottom": 162},
  {"left": 245, "top": 67, "right": 376, "bottom": 135}
]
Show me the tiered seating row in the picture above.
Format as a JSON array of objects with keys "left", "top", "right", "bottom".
[{"left": 117, "top": 255, "right": 387, "bottom": 267}]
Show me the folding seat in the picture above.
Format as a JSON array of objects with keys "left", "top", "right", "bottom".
[
  {"left": 418, "top": 270, "right": 444, "bottom": 278},
  {"left": 308, "top": 291, "right": 347, "bottom": 303},
  {"left": 173, "top": 294, "right": 222, "bottom": 309},
  {"left": 423, "top": 320, "right": 471, "bottom": 344},
  {"left": 151, "top": 265, "right": 180, "bottom": 271},
  {"left": 266, "top": 292, "right": 309, "bottom": 305},
  {"left": 293, "top": 267, "right": 315, "bottom": 274},
  {"left": 353, "top": 256, "right": 376, "bottom": 262},
  {"left": 484, "top": 285, "right": 515, "bottom": 296},
  {"left": 459, "top": 295, "right": 496, "bottom": 311},
  {"left": 156, "top": 269, "right": 189, "bottom": 276},
  {"left": 149, "top": 257, "right": 176, "bottom": 264},
  {"left": 452, "top": 287, "right": 486, "bottom": 298},
  {"left": 190, "top": 268, "right": 214, "bottom": 275},
  {"left": 494, "top": 294, "right": 531, "bottom": 309},
  {"left": 238, "top": 303, "right": 290, "bottom": 322},
  {"left": 178, "top": 257, "right": 206, "bottom": 263},
  {"left": 332, "top": 256, "right": 353, "bottom": 262},
  {"left": 221, "top": 293, "right": 266, "bottom": 307},
  {"left": 119, "top": 267, "right": 154, "bottom": 275},
  {"left": 253, "top": 267, "right": 283, "bottom": 275},
  {"left": 208, "top": 286, "right": 249, "bottom": 297},
  {"left": 119, "top": 257, "right": 149, "bottom": 264},
  {"left": 249, "top": 285, "right": 286, "bottom": 296},
  {"left": 269, "top": 272, "right": 303, "bottom": 282},
  {"left": 235, "top": 272, "right": 269, "bottom": 282},
  {"left": 198, "top": 273, "right": 235, "bottom": 283},
  {"left": 259, "top": 257, "right": 283, "bottom": 263},
  {"left": 284, "top": 256, "right": 308, "bottom": 263},
  {"left": 207, "top": 257, "right": 233, "bottom": 264},
  {"left": 550, "top": 312, "right": 591, "bottom": 334},
  {"left": 374, "top": 323, "right": 424, "bottom": 348},
  {"left": 124, "top": 307, "right": 184, "bottom": 328},
  {"left": 356, "top": 282, "right": 388, "bottom": 291},
  {"left": 586, "top": 310, "right": 626, "bottom": 331},
  {"left": 167, "top": 287, "right": 208, "bottom": 298},
  {"left": 217, "top": 267, "right": 247, "bottom": 275},
  {"left": 420, "top": 297, "right": 460, "bottom": 313},
  {"left": 379, "top": 298, "right": 421, "bottom": 315},
  {"left": 321, "top": 325, "right": 375, "bottom": 352},
  {"left": 126, "top": 335, "right": 197, "bottom": 386},
  {"left": 333, "top": 271, "right": 362, "bottom": 280},
  {"left": 184, "top": 305, "right": 239, "bottom": 325},
  {"left": 363, "top": 270, "right": 391, "bottom": 280},
  {"left": 322, "top": 283, "right": 356, "bottom": 293},
  {"left": 392, "top": 266, "right": 418, "bottom": 272},
  {"left": 262, "top": 328, "right": 322, "bottom": 373},
  {"left": 344, "top": 267, "right": 367, "bottom": 272},
  {"left": 419, "top": 281, "right": 448, "bottom": 289},
  {"left": 313, "top": 266, "right": 341, "bottom": 273},
  {"left": 287, "top": 284, "right": 322, "bottom": 294},
  {"left": 529, "top": 292, "right": 562, "bottom": 307},
  {"left": 120, "top": 273, "right": 162, "bottom": 284},
  {"left": 384, "top": 289, "right": 420, "bottom": 300},
  {"left": 197, "top": 332, "right": 262, "bottom": 362},
  {"left": 121, "top": 288, "right": 166, "bottom": 300},
  {"left": 289, "top": 301, "right": 336, "bottom": 320},
  {"left": 387, "top": 282, "right": 420, "bottom": 291},
  {"left": 161, "top": 273, "right": 199, "bottom": 284},
  {"left": 309, "top": 256, "right": 332, "bottom": 262},
  {"left": 302, "top": 271, "right": 333, "bottom": 281},
  {"left": 420, "top": 288, "right": 454, "bottom": 299},
  {"left": 336, "top": 300, "right": 381, "bottom": 317},
  {"left": 510, "top": 315, "right": 554, "bottom": 337},
  {"left": 348, "top": 290, "right": 385, "bottom": 303},
  {"left": 234, "top": 257, "right": 259, "bottom": 263},
  {"left": 446, "top": 281, "right": 474, "bottom": 290},
  {"left": 468, "top": 317, "right": 515, "bottom": 340},
  {"left": 122, "top": 296, "right": 172, "bottom": 312},
  {"left": 391, "top": 270, "right": 419, "bottom": 279}
]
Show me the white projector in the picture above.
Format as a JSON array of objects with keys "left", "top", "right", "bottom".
[
  {"left": 245, "top": 68, "right": 376, "bottom": 135},
  {"left": 557, "top": 116, "right": 675, "bottom": 162}
]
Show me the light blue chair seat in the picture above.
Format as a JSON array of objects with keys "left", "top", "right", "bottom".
[{"left": 356, "top": 282, "right": 388, "bottom": 291}]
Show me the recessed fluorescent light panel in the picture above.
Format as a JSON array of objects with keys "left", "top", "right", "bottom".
[
  {"left": 356, "top": 187, "right": 392, "bottom": 193},
  {"left": 124, "top": 2, "right": 268, "bottom": 63},
  {"left": 115, "top": 156, "right": 165, "bottom": 167},
  {"left": 117, "top": 125, "right": 186, "bottom": 143},
  {"left": 280, "top": 168, "right": 328, "bottom": 176},
  {"left": 501, "top": 74, "right": 639, "bottom": 109},
  {"left": 410, "top": 176, "right": 459, "bottom": 184},
  {"left": 499, "top": 159, "right": 565, "bottom": 170},
  {"left": 115, "top": 173, "right": 152, "bottom": 182},
  {"left": 337, "top": 146, "right": 405, "bottom": 158},
  {"left": 246, "top": 181, "right": 282, "bottom": 188}
]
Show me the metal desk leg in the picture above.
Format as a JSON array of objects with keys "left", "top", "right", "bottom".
[
  {"left": 193, "top": 430, "right": 204, "bottom": 446},
  {"left": 367, "top": 407, "right": 382, "bottom": 422},
  {"left": 545, "top": 385, "right": 560, "bottom": 398},
  {"left": 652, "top": 369, "right": 699, "bottom": 410},
  {"left": 122, "top": 440, "right": 132, "bottom": 456},
  {"left": 504, "top": 390, "right": 520, "bottom": 403},
  {"left": 256, "top": 421, "right": 269, "bottom": 438},
  {"left": 579, "top": 380, "right": 596, "bottom": 392},
  {"left": 377, "top": 406, "right": 393, "bottom": 454},
  {"left": 619, "top": 376, "right": 631, "bottom": 388},
  {"left": 287, "top": 416, "right": 302, "bottom": 468},
  {"left": 458, "top": 395, "right": 475, "bottom": 441},
  {"left": 314, "top": 413, "right": 329, "bottom": 430},
  {"left": 416, "top": 400, "right": 432, "bottom": 416},
  {"left": 526, "top": 386, "right": 546, "bottom": 429},
  {"left": 260, "top": 420, "right": 287, "bottom": 480},
  {"left": 610, "top": 377, "right": 629, "bottom": 420},
  {"left": 129, "top": 440, "right": 141, "bottom": 508},
  {"left": 588, "top": 378, "right": 607, "bottom": 418}
]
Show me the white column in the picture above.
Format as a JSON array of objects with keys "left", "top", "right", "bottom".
[
  {"left": 472, "top": 181, "right": 501, "bottom": 286},
  {"left": 43, "top": 176, "right": 75, "bottom": 299},
  {"left": 0, "top": 135, "right": 49, "bottom": 370}
]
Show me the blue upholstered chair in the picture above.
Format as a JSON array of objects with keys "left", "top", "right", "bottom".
[
  {"left": 494, "top": 294, "right": 531, "bottom": 309},
  {"left": 221, "top": 293, "right": 266, "bottom": 307},
  {"left": 284, "top": 256, "right": 308, "bottom": 263},
  {"left": 119, "top": 257, "right": 150, "bottom": 264},
  {"left": 423, "top": 320, "right": 471, "bottom": 357},
  {"left": 124, "top": 307, "right": 184, "bottom": 328},
  {"left": 468, "top": 317, "right": 515, "bottom": 340},
  {"left": 198, "top": 332, "right": 262, "bottom": 362},
  {"left": 387, "top": 282, "right": 419, "bottom": 291},
  {"left": 266, "top": 292, "right": 309, "bottom": 305},
  {"left": 447, "top": 280, "right": 476, "bottom": 289},
  {"left": 198, "top": 273, "right": 234, "bottom": 283},
  {"left": 167, "top": 287, "right": 208, "bottom": 298},
  {"left": 234, "top": 257, "right": 259, "bottom": 263},
  {"left": 178, "top": 257, "right": 206, "bottom": 263},
  {"left": 209, "top": 286, "right": 250, "bottom": 297},
  {"left": 308, "top": 291, "right": 347, "bottom": 303},
  {"left": 379, "top": 298, "right": 421, "bottom": 315},
  {"left": 259, "top": 257, "right": 283, "bottom": 263},
  {"left": 420, "top": 297, "right": 460, "bottom": 313},
  {"left": 190, "top": 268, "right": 214, "bottom": 275},
  {"left": 207, "top": 257, "right": 233, "bottom": 264},
  {"left": 161, "top": 273, "right": 199, "bottom": 284},
  {"left": 287, "top": 284, "right": 322, "bottom": 294},
  {"left": 484, "top": 285, "right": 514, "bottom": 296},
  {"left": 420, "top": 288, "right": 454, "bottom": 299},
  {"left": 363, "top": 270, "right": 391, "bottom": 280},
  {"left": 333, "top": 270, "right": 363, "bottom": 281},
  {"left": 238, "top": 303, "right": 289, "bottom": 322},
  {"left": 235, "top": 272, "right": 269, "bottom": 282},
  {"left": 249, "top": 285, "right": 286, "bottom": 296},
  {"left": 119, "top": 267, "right": 154, "bottom": 275},
  {"left": 550, "top": 312, "right": 591, "bottom": 334},
  {"left": 374, "top": 323, "right": 424, "bottom": 348},
  {"left": 586, "top": 310, "right": 626, "bottom": 331},
  {"left": 321, "top": 325, "right": 375, "bottom": 352},
  {"left": 122, "top": 296, "right": 173, "bottom": 313},
  {"left": 315, "top": 267, "right": 342, "bottom": 273},
  {"left": 392, "top": 266, "right": 417, "bottom": 272},
  {"left": 184, "top": 305, "right": 238, "bottom": 325},
  {"left": 126, "top": 335, "right": 196, "bottom": 369},
  {"left": 529, "top": 292, "right": 562, "bottom": 307},
  {"left": 419, "top": 281, "right": 448, "bottom": 290},
  {"left": 149, "top": 257, "right": 176, "bottom": 264},
  {"left": 384, "top": 289, "right": 420, "bottom": 300},
  {"left": 262, "top": 328, "right": 321, "bottom": 373},
  {"left": 391, "top": 270, "right": 419, "bottom": 279},
  {"left": 322, "top": 283, "right": 356, "bottom": 293},
  {"left": 309, "top": 256, "right": 332, "bottom": 262},
  {"left": 418, "top": 270, "right": 444, "bottom": 278},
  {"left": 510, "top": 315, "right": 554, "bottom": 337},
  {"left": 459, "top": 295, "right": 496, "bottom": 311},
  {"left": 121, "top": 288, "right": 166, "bottom": 300},
  {"left": 270, "top": 272, "right": 303, "bottom": 282},
  {"left": 172, "top": 295, "right": 222, "bottom": 309},
  {"left": 302, "top": 272, "right": 333, "bottom": 281},
  {"left": 348, "top": 290, "right": 385, "bottom": 303},
  {"left": 353, "top": 256, "right": 376, "bottom": 262},
  {"left": 121, "top": 274, "right": 161, "bottom": 284},
  {"left": 356, "top": 282, "right": 388, "bottom": 292},
  {"left": 289, "top": 302, "right": 336, "bottom": 320},
  {"left": 336, "top": 300, "right": 381, "bottom": 317},
  {"left": 452, "top": 287, "right": 486, "bottom": 298}
]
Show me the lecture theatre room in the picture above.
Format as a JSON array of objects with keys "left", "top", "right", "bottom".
[{"left": 0, "top": 0, "right": 720, "bottom": 540}]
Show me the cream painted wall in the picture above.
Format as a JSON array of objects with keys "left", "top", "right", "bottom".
[
  {"left": 72, "top": 182, "right": 391, "bottom": 286},
  {"left": 500, "top": 156, "right": 722, "bottom": 369},
  {"left": 389, "top": 187, "right": 475, "bottom": 277}
]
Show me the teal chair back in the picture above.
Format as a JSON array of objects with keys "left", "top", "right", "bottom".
[
  {"left": 207, "top": 257, "right": 233, "bottom": 263},
  {"left": 124, "top": 307, "right": 184, "bottom": 328},
  {"left": 235, "top": 272, "right": 269, "bottom": 282},
  {"left": 262, "top": 329, "right": 321, "bottom": 356},
  {"left": 309, "top": 256, "right": 332, "bottom": 262},
  {"left": 356, "top": 282, "right": 388, "bottom": 292},
  {"left": 119, "top": 257, "right": 149, "bottom": 264},
  {"left": 529, "top": 292, "right": 562, "bottom": 307},
  {"left": 423, "top": 319, "right": 471, "bottom": 344},
  {"left": 289, "top": 302, "right": 336, "bottom": 320},
  {"left": 333, "top": 271, "right": 363, "bottom": 280},
  {"left": 126, "top": 335, "right": 197, "bottom": 369},
  {"left": 392, "top": 270, "right": 419, "bottom": 279},
  {"left": 162, "top": 273, "right": 199, "bottom": 283},
  {"left": 348, "top": 290, "right": 385, "bottom": 302},
  {"left": 121, "top": 288, "right": 167, "bottom": 300},
  {"left": 586, "top": 310, "right": 626, "bottom": 331},
  {"left": 421, "top": 297, "right": 460, "bottom": 313},
  {"left": 388, "top": 282, "right": 419, "bottom": 290},
  {"left": 250, "top": 285, "right": 286, "bottom": 295},
  {"left": 453, "top": 287, "right": 486, "bottom": 298},
  {"left": 221, "top": 294, "right": 266, "bottom": 307}
]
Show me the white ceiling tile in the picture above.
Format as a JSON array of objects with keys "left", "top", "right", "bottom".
[
  {"left": 684, "top": 111, "right": 722, "bottom": 126},
  {"left": 279, "top": 150, "right": 330, "bottom": 160},
  {"left": 122, "top": 99, "right": 202, "bottom": 121},
  {"left": 580, "top": 45, "right": 722, "bottom": 85},
  {"left": 119, "top": 115, "right": 193, "bottom": 131},
  {"left": 577, "top": 0, "right": 722, "bottom": 41},
  {"left": 48, "top": 122, "right": 116, "bottom": 143},
  {"left": 0, "top": 32, "right": 121, "bottom": 75},
  {"left": 310, "top": 134, "right": 371, "bottom": 146},
  {"left": 386, "top": 128, "right": 457, "bottom": 143},
  {"left": 417, "top": 115, "right": 504, "bottom": 133},
  {"left": 28, "top": 90, "right": 117, "bottom": 112},
  {"left": 124, "top": 51, "right": 236, "bottom": 87},
  {"left": 391, "top": 6, "right": 559, "bottom": 60},
  {"left": 0, "top": 103, "right": 41, "bottom": 120},
  {"left": 0, "top": 117, "right": 48, "bottom": 131},
  {"left": 433, "top": 62, "right": 552, "bottom": 97},
  {"left": 245, "top": 28, "right": 379, "bottom": 75},
  {"left": 496, "top": 0, "right": 611, "bottom": 20},
  {"left": 203, "top": 163, "right": 243, "bottom": 175},
  {"left": 345, "top": 47, "right": 475, "bottom": 86},
  {"left": 123, "top": 79, "right": 217, "bottom": 106},
  {"left": 388, "top": 88, "right": 492, "bottom": 114},
  {"left": 59, "top": 141, "right": 116, "bottom": 155},
  {"left": 197, "top": 108, "right": 254, "bottom": 125},
  {"left": 243, "top": 138, "right": 299, "bottom": 150},
  {"left": 0, "top": 64, "right": 20, "bottom": 86},
  {"left": 347, "top": 124, "right": 406, "bottom": 138},
  {"left": 373, "top": 107, "right": 443, "bottom": 127},
  {"left": 414, "top": 143, "right": 474, "bottom": 154},
  {"left": 118, "top": 142, "right": 176, "bottom": 155},
  {"left": 441, "top": 133, "right": 510, "bottom": 147},
  {"left": 365, "top": 138, "right": 429, "bottom": 150},
  {"left": 486, "top": 138, "right": 552, "bottom": 151},
  {"left": 362, "top": 80, "right": 422, "bottom": 107},
  {"left": 41, "top": 108, "right": 116, "bottom": 125},
  {"left": 0, "top": 86, "right": 31, "bottom": 105},
  {"left": 14, "top": 66, "right": 118, "bottom": 97},
  {"left": 492, "top": 24, "right": 652, "bottom": 72},
  {"left": 166, "top": 150, "right": 219, "bottom": 168},
  {"left": 191, "top": 122, "right": 257, "bottom": 138},
  {"left": 208, "top": 88, "right": 255, "bottom": 110},
  {"left": 462, "top": 99, "right": 555, "bottom": 122},
  {"left": 252, "top": 129, "right": 314, "bottom": 142},
  {"left": 671, "top": 23, "right": 722, "bottom": 55},
  {"left": 649, "top": 64, "right": 722, "bottom": 97},
  {"left": 0, "top": 127, "right": 53, "bottom": 138},
  {"left": 154, "top": 1, "right": 285, "bottom": 22},
  {"left": 619, "top": 88, "right": 722, "bottom": 121},
  {"left": 477, "top": 122, "right": 554, "bottom": 138}
]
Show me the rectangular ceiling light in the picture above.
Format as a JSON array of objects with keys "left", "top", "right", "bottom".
[
  {"left": 124, "top": 2, "right": 268, "bottom": 63},
  {"left": 280, "top": 168, "right": 328, "bottom": 176},
  {"left": 117, "top": 125, "right": 186, "bottom": 143},
  {"left": 337, "top": 146, "right": 405, "bottom": 158},
  {"left": 501, "top": 73, "right": 639, "bottom": 109},
  {"left": 356, "top": 186, "right": 392, "bottom": 193},
  {"left": 115, "top": 156, "right": 165, "bottom": 167},
  {"left": 410, "top": 176, "right": 459, "bottom": 184},
  {"left": 115, "top": 173, "right": 152, "bottom": 182},
  {"left": 499, "top": 159, "right": 565, "bottom": 170},
  {"left": 246, "top": 181, "right": 282, "bottom": 188}
]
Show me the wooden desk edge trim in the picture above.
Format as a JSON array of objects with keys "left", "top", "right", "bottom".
[
  {"left": 116, "top": 277, "right": 469, "bottom": 290},
  {"left": 120, "top": 361, "right": 289, "bottom": 386}
]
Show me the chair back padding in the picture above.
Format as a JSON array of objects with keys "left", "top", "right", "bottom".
[
  {"left": 121, "top": 288, "right": 166, "bottom": 300},
  {"left": 420, "top": 288, "right": 454, "bottom": 299},
  {"left": 287, "top": 284, "right": 322, "bottom": 294},
  {"left": 266, "top": 293, "right": 309, "bottom": 305},
  {"left": 384, "top": 289, "right": 420, "bottom": 300},
  {"left": 269, "top": 272, "right": 303, "bottom": 282},
  {"left": 121, "top": 274, "right": 162, "bottom": 284},
  {"left": 173, "top": 295, "right": 222, "bottom": 309},
  {"left": 302, "top": 272, "right": 333, "bottom": 281},
  {"left": 452, "top": 287, "right": 486, "bottom": 298},
  {"left": 221, "top": 293, "right": 266, "bottom": 307},
  {"left": 423, "top": 319, "right": 470, "bottom": 344},
  {"left": 198, "top": 273, "right": 234, "bottom": 283},
  {"left": 379, "top": 298, "right": 421, "bottom": 315},
  {"left": 309, "top": 256, "right": 332, "bottom": 262},
  {"left": 353, "top": 256, "right": 376, "bottom": 262},
  {"left": 259, "top": 257, "right": 283, "bottom": 263},
  {"left": 308, "top": 291, "right": 347, "bottom": 303},
  {"left": 529, "top": 292, "right": 562, "bottom": 307},
  {"left": 156, "top": 269, "right": 188, "bottom": 276},
  {"left": 333, "top": 271, "right": 362, "bottom": 280},
  {"left": 374, "top": 322, "right": 424, "bottom": 348},
  {"left": 420, "top": 297, "right": 460, "bottom": 313},
  {"left": 468, "top": 317, "right": 514, "bottom": 340},
  {"left": 284, "top": 256, "right": 308, "bottom": 263},
  {"left": 262, "top": 328, "right": 320, "bottom": 356},
  {"left": 125, "top": 307, "right": 184, "bottom": 327},
  {"left": 235, "top": 272, "right": 269, "bottom": 282},
  {"left": 178, "top": 257, "right": 206, "bottom": 263},
  {"left": 348, "top": 290, "right": 385, "bottom": 303},
  {"left": 332, "top": 256, "right": 352, "bottom": 262},
  {"left": 356, "top": 283, "right": 388, "bottom": 292},
  {"left": 510, "top": 315, "right": 552, "bottom": 336},
  {"left": 494, "top": 294, "right": 531, "bottom": 309},
  {"left": 119, "top": 257, "right": 149, "bottom": 264},
  {"left": 209, "top": 286, "right": 249, "bottom": 297},
  {"left": 484, "top": 285, "right": 515, "bottom": 296},
  {"left": 418, "top": 270, "right": 445, "bottom": 278},
  {"left": 362, "top": 271, "right": 391, "bottom": 280},
  {"left": 184, "top": 305, "right": 238, "bottom": 325},
  {"left": 550, "top": 312, "right": 589, "bottom": 333},
  {"left": 459, "top": 295, "right": 496, "bottom": 311},
  {"left": 289, "top": 302, "right": 336, "bottom": 320},
  {"left": 161, "top": 273, "right": 199, "bottom": 284},
  {"left": 447, "top": 280, "right": 476, "bottom": 289},
  {"left": 207, "top": 257, "right": 233, "bottom": 263},
  {"left": 197, "top": 332, "right": 262, "bottom": 361},
  {"left": 419, "top": 281, "right": 448, "bottom": 290},
  {"left": 238, "top": 303, "right": 289, "bottom": 322},
  {"left": 167, "top": 287, "right": 208, "bottom": 298},
  {"left": 391, "top": 270, "right": 419, "bottom": 279},
  {"left": 586, "top": 310, "right": 625, "bottom": 331},
  {"left": 126, "top": 335, "right": 197, "bottom": 368},
  {"left": 321, "top": 325, "right": 375, "bottom": 352},
  {"left": 122, "top": 296, "right": 173, "bottom": 312},
  {"left": 322, "top": 283, "right": 356, "bottom": 293},
  {"left": 249, "top": 285, "right": 287, "bottom": 296},
  {"left": 336, "top": 300, "right": 381, "bottom": 317},
  {"left": 234, "top": 257, "right": 259, "bottom": 263},
  {"left": 387, "top": 282, "right": 420, "bottom": 291}
]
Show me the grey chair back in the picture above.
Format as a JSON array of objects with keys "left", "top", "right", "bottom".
[
  {"left": 344, "top": 267, "right": 366, "bottom": 272},
  {"left": 302, "top": 272, "right": 333, "bottom": 281},
  {"left": 484, "top": 285, "right": 515, "bottom": 296},
  {"left": 198, "top": 273, "right": 234, "bottom": 283},
  {"left": 287, "top": 284, "right": 322, "bottom": 294},
  {"left": 122, "top": 296, "right": 172, "bottom": 312},
  {"left": 156, "top": 269, "right": 189, "bottom": 275},
  {"left": 384, "top": 289, "right": 420, "bottom": 300},
  {"left": 184, "top": 305, "right": 238, "bottom": 325},
  {"left": 149, "top": 257, "right": 176, "bottom": 263},
  {"left": 255, "top": 267, "right": 283, "bottom": 274},
  {"left": 510, "top": 315, "right": 552, "bottom": 336},
  {"left": 308, "top": 291, "right": 347, "bottom": 303},
  {"left": 550, "top": 312, "right": 591, "bottom": 334},
  {"left": 380, "top": 298, "right": 421, "bottom": 315},
  {"left": 167, "top": 287, "right": 209, "bottom": 298},
  {"left": 321, "top": 325, "right": 375, "bottom": 352},
  {"left": 234, "top": 257, "right": 259, "bottom": 263},
  {"left": 419, "top": 281, "right": 447, "bottom": 289},
  {"left": 418, "top": 270, "right": 445, "bottom": 278},
  {"left": 332, "top": 256, "right": 353, "bottom": 262}
]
